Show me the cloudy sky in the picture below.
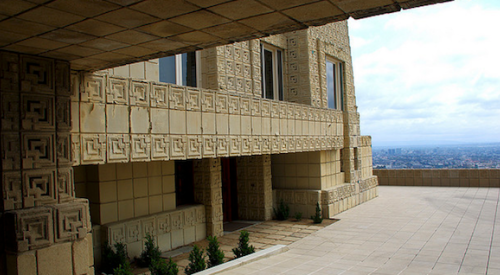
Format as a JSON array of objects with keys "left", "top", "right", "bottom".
[{"left": 348, "top": 0, "right": 500, "bottom": 147}]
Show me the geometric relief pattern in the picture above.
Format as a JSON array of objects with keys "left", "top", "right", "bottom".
[
  {"left": 107, "top": 77, "right": 129, "bottom": 104},
  {"left": 156, "top": 213, "right": 171, "bottom": 234},
  {"left": 57, "top": 168, "right": 74, "bottom": 203},
  {"left": 125, "top": 220, "right": 141, "bottom": 243},
  {"left": 141, "top": 217, "right": 156, "bottom": 237},
  {"left": 21, "top": 94, "right": 55, "bottom": 131},
  {"left": 81, "top": 134, "right": 106, "bottom": 164},
  {"left": 2, "top": 171, "right": 23, "bottom": 210},
  {"left": 1, "top": 92, "right": 19, "bottom": 131},
  {"left": 151, "top": 84, "right": 168, "bottom": 108},
  {"left": 107, "top": 134, "right": 130, "bottom": 163},
  {"left": 56, "top": 96, "right": 71, "bottom": 130},
  {"left": 52, "top": 199, "right": 90, "bottom": 242},
  {"left": 56, "top": 133, "right": 71, "bottom": 167},
  {"left": 131, "top": 134, "right": 150, "bottom": 162},
  {"left": 151, "top": 135, "right": 169, "bottom": 161},
  {"left": 6, "top": 207, "right": 54, "bottom": 252},
  {"left": 130, "top": 81, "right": 149, "bottom": 106},
  {"left": 0, "top": 51, "right": 19, "bottom": 92},
  {"left": 22, "top": 133, "right": 56, "bottom": 169},
  {"left": 23, "top": 169, "right": 57, "bottom": 207},
  {"left": 82, "top": 74, "right": 105, "bottom": 103},
  {"left": 170, "top": 136, "right": 186, "bottom": 160},
  {"left": 2, "top": 133, "right": 21, "bottom": 170},
  {"left": 20, "top": 56, "right": 54, "bottom": 94}
]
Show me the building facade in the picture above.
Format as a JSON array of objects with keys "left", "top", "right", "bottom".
[{"left": 0, "top": 21, "right": 378, "bottom": 273}]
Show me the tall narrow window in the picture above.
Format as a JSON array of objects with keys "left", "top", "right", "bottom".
[
  {"left": 159, "top": 52, "right": 200, "bottom": 87},
  {"left": 261, "top": 44, "right": 284, "bottom": 100},
  {"left": 326, "top": 57, "right": 344, "bottom": 110}
]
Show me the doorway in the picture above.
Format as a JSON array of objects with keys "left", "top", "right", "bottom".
[{"left": 221, "top": 158, "right": 238, "bottom": 222}]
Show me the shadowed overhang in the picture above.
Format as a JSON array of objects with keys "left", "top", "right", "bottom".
[{"left": 0, "top": 0, "right": 452, "bottom": 71}]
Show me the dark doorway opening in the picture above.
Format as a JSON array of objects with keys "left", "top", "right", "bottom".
[
  {"left": 221, "top": 158, "right": 238, "bottom": 222},
  {"left": 175, "top": 160, "right": 194, "bottom": 206}
]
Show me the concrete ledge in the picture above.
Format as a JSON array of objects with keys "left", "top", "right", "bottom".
[{"left": 195, "top": 245, "right": 289, "bottom": 275}]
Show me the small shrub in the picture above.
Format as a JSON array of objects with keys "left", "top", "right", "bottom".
[
  {"left": 138, "top": 233, "right": 162, "bottom": 268},
  {"left": 102, "top": 242, "right": 129, "bottom": 274},
  {"left": 113, "top": 262, "right": 133, "bottom": 275},
  {"left": 273, "top": 199, "right": 290, "bottom": 220},
  {"left": 294, "top": 212, "right": 303, "bottom": 221},
  {"left": 232, "top": 230, "right": 255, "bottom": 258},
  {"left": 185, "top": 245, "right": 206, "bottom": 275},
  {"left": 206, "top": 236, "right": 225, "bottom": 268},
  {"left": 311, "top": 202, "right": 323, "bottom": 224},
  {"left": 149, "top": 258, "right": 178, "bottom": 275}
]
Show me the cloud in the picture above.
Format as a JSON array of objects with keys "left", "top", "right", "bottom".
[{"left": 349, "top": 0, "right": 500, "bottom": 146}]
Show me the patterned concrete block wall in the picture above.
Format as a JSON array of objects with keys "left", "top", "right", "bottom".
[
  {"left": 73, "top": 161, "right": 176, "bottom": 225},
  {"left": 0, "top": 51, "right": 94, "bottom": 274},
  {"left": 97, "top": 205, "right": 206, "bottom": 260},
  {"left": 360, "top": 136, "right": 374, "bottom": 179},
  {"left": 100, "top": 59, "right": 160, "bottom": 83},
  {"left": 72, "top": 71, "right": 345, "bottom": 165},
  {"left": 272, "top": 151, "right": 344, "bottom": 191},
  {"left": 374, "top": 169, "right": 500, "bottom": 187},
  {"left": 193, "top": 158, "right": 224, "bottom": 237},
  {"left": 237, "top": 155, "right": 273, "bottom": 221}
]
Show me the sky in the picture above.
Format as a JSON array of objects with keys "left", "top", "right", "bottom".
[{"left": 348, "top": 0, "right": 500, "bottom": 147}]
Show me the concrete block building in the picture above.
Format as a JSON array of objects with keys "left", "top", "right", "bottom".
[{"left": 0, "top": 0, "right": 451, "bottom": 274}]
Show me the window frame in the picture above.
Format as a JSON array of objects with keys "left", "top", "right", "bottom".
[
  {"left": 326, "top": 57, "right": 345, "bottom": 110},
  {"left": 159, "top": 51, "right": 201, "bottom": 88},
  {"left": 261, "top": 43, "right": 284, "bottom": 101}
]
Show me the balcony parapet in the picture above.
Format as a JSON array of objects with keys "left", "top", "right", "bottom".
[
  {"left": 71, "top": 72, "right": 347, "bottom": 165},
  {"left": 374, "top": 169, "right": 500, "bottom": 187}
]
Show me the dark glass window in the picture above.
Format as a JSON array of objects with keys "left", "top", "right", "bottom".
[{"left": 261, "top": 44, "right": 284, "bottom": 100}]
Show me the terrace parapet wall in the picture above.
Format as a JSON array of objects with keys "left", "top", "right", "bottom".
[
  {"left": 374, "top": 169, "right": 500, "bottom": 187},
  {"left": 73, "top": 71, "right": 348, "bottom": 165}
]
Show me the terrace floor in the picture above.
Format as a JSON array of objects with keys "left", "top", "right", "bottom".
[{"left": 219, "top": 186, "right": 500, "bottom": 275}]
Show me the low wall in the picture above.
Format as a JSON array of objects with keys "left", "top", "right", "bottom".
[
  {"left": 274, "top": 176, "right": 378, "bottom": 218},
  {"left": 374, "top": 169, "right": 500, "bottom": 187}
]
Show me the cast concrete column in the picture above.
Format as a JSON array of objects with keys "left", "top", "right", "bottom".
[
  {"left": 193, "top": 158, "right": 223, "bottom": 237},
  {"left": 236, "top": 155, "right": 273, "bottom": 220},
  {"left": 0, "top": 51, "right": 93, "bottom": 274}
]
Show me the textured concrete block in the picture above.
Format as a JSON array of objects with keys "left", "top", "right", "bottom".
[
  {"left": 170, "top": 110, "right": 186, "bottom": 134},
  {"left": 162, "top": 160, "right": 175, "bottom": 175},
  {"left": 106, "top": 105, "right": 129, "bottom": 133},
  {"left": 116, "top": 163, "right": 133, "bottom": 180},
  {"left": 162, "top": 175, "right": 175, "bottom": 193},
  {"left": 149, "top": 195, "right": 162, "bottom": 214},
  {"left": 132, "top": 162, "right": 148, "bottom": 178},
  {"left": 149, "top": 176, "right": 162, "bottom": 195},
  {"left": 171, "top": 229, "right": 184, "bottom": 249},
  {"left": 163, "top": 193, "right": 176, "bottom": 211},
  {"left": 118, "top": 200, "right": 134, "bottom": 220},
  {"left": 187, "top": 112, "right": 202, "bottom": 135},
  {"left": 72, "top": 234, "right": 91, "bottom": 275},
  {"left": 157, "top": 232, "right": 171, "bottom": 251},
  {"left": 133, "top": 177, "right": 148, "bottom": 198},
  {"left": 150, "top": 108, "right": 169, "bottom": 134},
  {"left": 134, "top": 197, "right": 149, "bottom": 217},
  {"left": 98, "top": 180, "right": 117, "bottom": 203},
  {"left": 6, "top": 252, "right": 37, "bottom": 275},
  {"left": 130, "top": 106, "right": 150, "bottom": 133},
  {"left": 37, "top": 242, "right": 72, "bottom": 275},
  {"left": 202, "top": 112, "right": 216, "bottom": 134},
  {"left": 216, "top": 113, "right": 228, "bottom": 135},
  {"left": 99, "top": 202, "right": 118, "bottom": 224},
  {"left": 80, "top": 103, "right": 105, "bottom": 133}
]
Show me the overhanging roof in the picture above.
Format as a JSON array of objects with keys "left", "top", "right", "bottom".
[{"left": 0, "top": 0, "right": 452, "bottom": 71}]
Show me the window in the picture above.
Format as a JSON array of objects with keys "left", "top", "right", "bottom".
[
  {"left": 326, "top": 58, "right": 344, "bottom": 110},
  {"left": 159, "top": 52, "right": 200, "bottom": 87},
  {"left": 261, "top": 44, "right": 284, "bottom": 100}
]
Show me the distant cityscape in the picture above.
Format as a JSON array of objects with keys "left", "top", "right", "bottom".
[{"left": 373, "top": 143, "right": 500, "bottom": 169}]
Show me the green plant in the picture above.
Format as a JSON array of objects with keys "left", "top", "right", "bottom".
[
  {"left": 206, "top": 236, "right": 225, "bottom": 268},
  {"left": 149, "top": 258, "right": 178, "bottom": 275},
  {"left": 232, "top": 230, "right": 255, "bottom": 258},
  {"left": 273, "top": 199, "right": 290, "bottom": 220},
  {"left": 113, "top": 262, "right": 134, "bottom": 275},
  {"left": 138, "top": 233, "right": 162, "bottom": 268},
  {"left": 311, "top": 202, "right": 323, "bottom": 224},
  {"left": 294, "top": 212, "right": 303, "bottom": 221},
  {"left": 185, "top": 245, "right": 206, "bottom": 275},
  {"left": 102, "top": 242, "right": 129, "bottom": 274}
]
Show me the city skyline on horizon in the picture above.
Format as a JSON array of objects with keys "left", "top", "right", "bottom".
[{"left": 349, "top": 0, "right": 500, "bottom": 147}]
